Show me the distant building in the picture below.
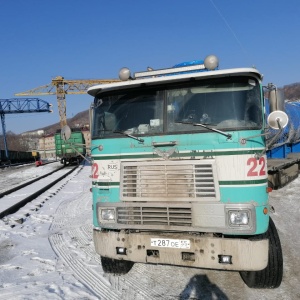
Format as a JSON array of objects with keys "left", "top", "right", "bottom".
[
  {"left": 38, "top": 133, "right": 56, "bottom": 159},
  {"left": 21, "top": 130, "right": 45, "bottom": 136},
  {"left": 37, "top": 130, "right": 45, "bottom": 135}
]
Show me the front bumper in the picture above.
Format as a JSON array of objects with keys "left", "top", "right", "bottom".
[{"left": 93, "top": 229, "right": 268, "bottom": 271}]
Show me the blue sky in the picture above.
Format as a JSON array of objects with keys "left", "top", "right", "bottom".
[{"left": 1, "top": 0, "right": 299, "bottom": 134}]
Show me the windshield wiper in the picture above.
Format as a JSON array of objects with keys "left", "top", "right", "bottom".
[
  {"left": 176, "top": 121, "right": 232, "bottom": 139},
  {"left": 113, "top": 130, "right": 144, "bottom": 143}
]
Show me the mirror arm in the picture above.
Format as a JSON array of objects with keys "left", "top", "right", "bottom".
[
  {"left": 276, "top": 118, "right": 282, "bottom": 130},
  {"left": 266, "top": 125, "right": 284, "bottom": 151},
  {"left": 253, "top": 127, "right": 283, "bottom": 160},
  {"left": 240, "top": 131, "right": 268, "bottom": 144}
]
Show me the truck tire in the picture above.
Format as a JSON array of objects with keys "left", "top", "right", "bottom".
[
  {"left": 239, "top": 217, "right": 283, "bottom": 288},
  {"left": 100, "top": 256, "right": 134, "bottom": 274}
]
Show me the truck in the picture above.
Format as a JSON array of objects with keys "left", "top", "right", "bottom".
[{"left": 87, "top": 55, "right": 297, "bottom": 289}]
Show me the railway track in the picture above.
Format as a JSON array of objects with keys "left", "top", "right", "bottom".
[
  {"left": 0, "top": 165, "right": 65, "bottom": 199},
  {"left": 0, "top": 165, "right": 79, "bottom": 219}
]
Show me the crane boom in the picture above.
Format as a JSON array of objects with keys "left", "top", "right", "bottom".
[{"left": 15, "top": 76, "right": 120, "bottom": 127}]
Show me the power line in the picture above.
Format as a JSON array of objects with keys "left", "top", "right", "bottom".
[{"left": 209, "top": 0, "right": 249, "bottom": 59}]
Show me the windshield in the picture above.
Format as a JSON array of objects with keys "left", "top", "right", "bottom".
[{"left": 92, "top": 76, "right": 262, "bottom": 139}]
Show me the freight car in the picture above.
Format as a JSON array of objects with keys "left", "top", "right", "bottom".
[
  {"left": 0, "top": 149, "right": 35, "bottom": 165},
  {"left": 55, "top": 129, "right": 86, "bottom": 165}
]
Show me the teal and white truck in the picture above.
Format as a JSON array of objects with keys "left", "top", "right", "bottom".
[{"left": 87, "top": 55, "right": 289, "bottom": 288}]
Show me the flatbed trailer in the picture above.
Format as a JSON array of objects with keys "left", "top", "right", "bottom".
[{"left": 267, "top": 155, "right": 300, "bottom": 189}]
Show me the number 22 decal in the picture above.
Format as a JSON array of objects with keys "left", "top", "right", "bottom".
[
  {"left": 247, "top": 157, "right": 266, "bottom": 177},
  {"left": 92, "top": 163, "right": 99, "bottom": 179}
]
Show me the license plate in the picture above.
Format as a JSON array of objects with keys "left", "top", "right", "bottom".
[{"left": 150, "top": 238, "right": 190, "bottom": 249}]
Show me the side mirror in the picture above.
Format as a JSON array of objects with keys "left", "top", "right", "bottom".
[
  {"left": 267, "top": 111, "right": 288, "bottom": 130},
  {"left": 267, "top": 84, "right": 289, "bottom": 130}
]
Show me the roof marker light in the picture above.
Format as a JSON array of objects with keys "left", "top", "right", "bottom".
[
  {"left": 119, "top": 67, "right": 132, "bottom": 81},
  {"left": 204, "top": 55, "right": 219, "bottom": 70}
]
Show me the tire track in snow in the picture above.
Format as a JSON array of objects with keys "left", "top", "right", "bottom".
[
  {"left": 48, "top": 169, "right": 122, "bottom": 299},
  {"left": 50, "top": 233, "right": 121, "bottom": 299},
  {"left": 48, "top": 168, "right": 156, "bottom": 299},
  {"left": 69, "top": 226, "right": 155, "bottom": 299}
]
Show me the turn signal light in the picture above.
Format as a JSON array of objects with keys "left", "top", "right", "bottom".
[{"left": 266, "top": 187, "right": 273, "bottom": 193}]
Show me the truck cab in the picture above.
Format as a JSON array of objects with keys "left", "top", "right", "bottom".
[{"left": 87, "top": 55, "right": 284, "bottom": 288}]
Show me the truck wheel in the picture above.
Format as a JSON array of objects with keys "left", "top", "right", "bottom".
[
  {"left": 239, "top": 217, "right": 283, "bottom": 288},
  {"left": 101, "top": 256, "right": 134, "bottom": 274}
]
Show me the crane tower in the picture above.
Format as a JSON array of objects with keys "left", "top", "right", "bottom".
[{"left": 15, "top": 76, "right": 119, "bottom": 129}]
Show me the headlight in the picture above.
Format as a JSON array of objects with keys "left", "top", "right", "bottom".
[
  {"left": 100, "top": 208, "right": 116, "bottom": 222},
  {"left": 228, "top": 210, "right": 249, "bottom": 226}
]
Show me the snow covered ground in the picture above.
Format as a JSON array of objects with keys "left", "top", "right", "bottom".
[
  {"left": 0, "top": 163, "right": 299, "bottom": 299},
  {"left": 0, "top": 162, "right": 62, "bottom": 194}
]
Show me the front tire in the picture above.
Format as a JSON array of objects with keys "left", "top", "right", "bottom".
[
  {"left": 240, "top": 217, "right": 283, "bottom": 288},
  {"left": 101, "top": 256, "right": 134, "bottom": 275}
]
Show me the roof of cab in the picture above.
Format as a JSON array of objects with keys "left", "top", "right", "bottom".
[{"left": 87, "top": 67, "right": 262, "bottom": 97}]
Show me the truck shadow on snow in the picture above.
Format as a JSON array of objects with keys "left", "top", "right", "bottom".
[{"left": 179, "top": 274, "right": 228, "bottom": 300}]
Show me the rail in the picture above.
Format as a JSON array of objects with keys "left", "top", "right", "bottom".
[
  {"left": 0, "top": 165, "right": 79, "bottom": 219},
  {"left": 0, "top": 165, "right": 65, "bottom": 199}
]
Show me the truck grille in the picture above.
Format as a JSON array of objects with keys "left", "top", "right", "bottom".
[
  {"left": 117, "top": 205, "right": 192, "bottom": 226},
  {"left": 120, "top": 160, "right": 219, "bottom": 201}
]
